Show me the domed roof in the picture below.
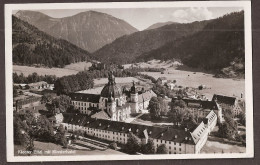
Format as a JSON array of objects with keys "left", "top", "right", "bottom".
[{"left": 101, "top": 72, "right": 122, "bottom": 98}]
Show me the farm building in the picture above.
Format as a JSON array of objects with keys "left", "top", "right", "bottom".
[{"left": 27, "top": 81, "right": 50, "bottom": 90}]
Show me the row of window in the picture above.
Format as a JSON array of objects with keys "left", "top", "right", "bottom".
[
  {"left": 72, "top": 101, "right": 98, "bottom": 108},
  {"left": 65, "top": 124, "right": 188, "bottom": 150},
  {"left": 155, "top": 139, "right": 181, "bottom": 146},
  {"left": 95, "top": 133, "right": 127, "bottom": 141}
]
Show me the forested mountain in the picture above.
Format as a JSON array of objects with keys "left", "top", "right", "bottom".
[
  {"left": 12, "top": 16, "right": 93, "bottom": 68},
  {"left": 93, "top": 20, "right": 209, "bottom": 64},
  {"left": 15, "top": 10, "right": 138, "bottom": 52},
  {"left": 145, "top": 21, "right": 176, "bottom": 30},
  {"left": 138, "top": 11, "right": 244, "bottom": 77}
]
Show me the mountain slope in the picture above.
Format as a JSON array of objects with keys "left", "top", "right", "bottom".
[
  {"left": 138, "top": 11, "right": 245, "bottom": 77},
  {"left": 12, "top": 16, "right": 93, "bottom": 68},
  {"left": 93, "top": 20, "right": 209, "bottom": 64},
  {"left": 145, "top": 21, "right": 176, "bottom": 30},
  {"left": 15, "top": 10, "right": 138, "bottom": 53}
]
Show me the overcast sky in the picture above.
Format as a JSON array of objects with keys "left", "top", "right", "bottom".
[{"left": 14, "top": 7, "right": 243, "bottom": 30}]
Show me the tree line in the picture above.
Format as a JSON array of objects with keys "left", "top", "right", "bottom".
[
  {"left": 14, "top": 111, "right": 67, "bottom": 151},
  {"left": 13, "top": 72, "right": 57, "bottom": 84},
  {"left": 54, "top": 67, "right": 157, "bottom": 95},
  {"left": 12, "top": 16, "right": 92, "bottom": 68},
  {"left": 137, "top": 11, "right": 245, "bottom": 78},
  {"left": 125, "top": 132, "right": 168, "bottom": 154}
]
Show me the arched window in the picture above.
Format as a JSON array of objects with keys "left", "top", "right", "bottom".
[{"left": 105, "top": 99, "right": 107, "bottom": 107}]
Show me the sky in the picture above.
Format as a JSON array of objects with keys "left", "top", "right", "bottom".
[{"left": 14, "top": 7, "right": 243, "bottom": 30}]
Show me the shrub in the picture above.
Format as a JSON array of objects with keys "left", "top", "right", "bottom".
[{"left": 109, "top": 142, "right": 118, "bottom": 150}]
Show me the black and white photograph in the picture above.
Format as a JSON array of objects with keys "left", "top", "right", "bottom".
[{"left": 5, "top": 1, "right": 253, "bottom": 162}]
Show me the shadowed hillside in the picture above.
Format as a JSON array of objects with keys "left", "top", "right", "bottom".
[
  {"left": 15, "top": 10, "right": 138, "bottom": 52},
  {"left": 94, "top": 20, "right": 209, "bottom": 64},
  {"left": 12, "top": 16, "right": 93, "bottom": 68},
  {"left": 138, "top": 11, "right": 245, "bottom": 78}
]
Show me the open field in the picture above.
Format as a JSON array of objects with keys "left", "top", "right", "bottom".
[
  {"left": 201, "top": 140, "right": 246, "bottom": 154},
  {"left": 123, "top": 59, "right": 181, "bottom": 69},
  {"left": 94, "top": 77, "right": 140, "bottom": 86},
  {"left": 131, "top": 114, "right": 173, "bottom": 126},
  {"left": 13, "top": 65, "right": 78, "bottom": 77},
  {"left": 77, "top": 86, "right": 104, "bottom": 94},
  {"left": 77, "top": 77, "right": 140, "bottom": 94},
  {"left": 14, "top": 141, "right": 126, "bottom": 156},
  {"left": 124, "top": 60, "right": 245, "bottom": 99},
  {"left": 142, "top": 70, "right": 245, "bottom": 99},
  {"left": 13, "top": 62, "right": 92, "bottom": 77},
  {"left": 64, "top": 62, "right": 92, "bottom": 72}
]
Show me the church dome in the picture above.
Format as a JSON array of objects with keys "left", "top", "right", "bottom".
[{"left": 101, "top": 72, "right": 122, "bottom": 98}]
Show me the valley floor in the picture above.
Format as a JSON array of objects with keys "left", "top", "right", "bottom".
[{"left": 13, "top": 62, "right": 92, "bottom": 77}]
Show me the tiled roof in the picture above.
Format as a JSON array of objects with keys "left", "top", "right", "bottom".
[
  {"left": 91, "top": 111, "right": 110, "bottom": 120},
  {"left": 69, "top": 93, "right": 100, "bottom": 103},
  {"left": 190, "top": 122, "right": 208, "bottom": 144},
  {"left": 212, "top": 94, "right": 236, "bottom": 106},
  {"left": 201, "top": 101, "right": 219, "bottom": 110},
  {"left": 138, "top": 90, "right": 157, "bottom": 103},
  {"left": 182, "top": 98, "right": 219, "bottom": 110},
  {"left": 62, "top": 114, "right": 198, "bottom": 145},
  {"left": 206, "top": 110, "right": 217, "bottom": 124}
]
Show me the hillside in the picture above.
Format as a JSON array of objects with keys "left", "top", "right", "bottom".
[
  {"left": 93, "top": 20, "right": 209, "bottom": 64},
  {"left": 145, "top": 21, "right": 176, "bottom": 30},
  {"left": 12, "top": 16, "right": 93, "bottom": 68},
  {"left": 138, "top": 11, "right": 245, "bottom": 78},
  {"left": 15, "top": 10, "right": 138, "bottom": 52}
]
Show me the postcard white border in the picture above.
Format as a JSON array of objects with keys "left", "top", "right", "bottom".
[{"left": 5, "top": 1, "right": 253, "bottom": 162}]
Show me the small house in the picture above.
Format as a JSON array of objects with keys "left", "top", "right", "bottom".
[{"left": 157, "top": 77, "right": 167, "bottom": 85}]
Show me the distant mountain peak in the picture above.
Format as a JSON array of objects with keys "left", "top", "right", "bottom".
[{"left": 15, "top": 10, "right": 138, "bottom": 53}]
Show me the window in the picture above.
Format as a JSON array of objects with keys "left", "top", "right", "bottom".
[
  {"left": 179, "top": 148, "right": 181, "bottom": 151},
  {"left": 179, "top": 143, "right": 181, "bottom": 146}
]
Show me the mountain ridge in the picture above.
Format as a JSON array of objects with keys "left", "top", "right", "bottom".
[
  {"left": 15, "top": 10, "right": 138, "bottom": 52},
  {"left": 137, "top": 11, "right": 245, "bottom": 78},
  {"left": 12, "top": 15, "right": 93, "bottom": 68},
  {"left": 145, "top": 21, "right": 176, "bottom": 30},
  {"left": 93, "top": 20, "right": 210, "bottom": 64}
]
